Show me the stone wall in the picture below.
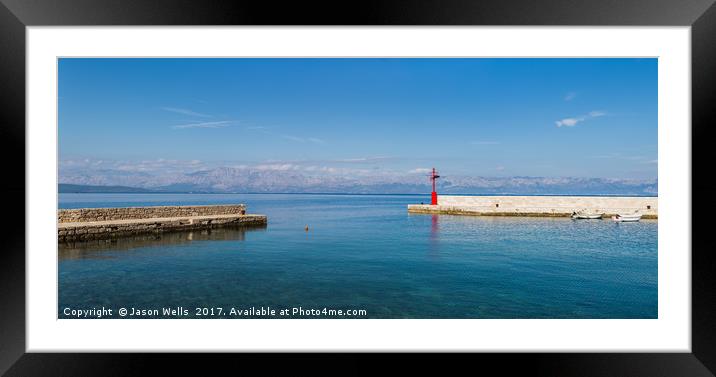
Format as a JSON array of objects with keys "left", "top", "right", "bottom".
[
  {"left": 409, "top": 195, "right": 658, "bottom": 218},
  {"left": 58, "top": 204, "right": 247, "bottom": 223},
  {"left": 58, "top": 214, "right": 267, "bottom": 243}
]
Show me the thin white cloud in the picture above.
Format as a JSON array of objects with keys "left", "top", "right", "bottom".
[
  {"left": 556, "top": 118, "right": 581, "bottom": 127},
  {"left": 409, "top": 168, "right": 432, "bottom": 174},
  {"left": 162, "top": 107, "right": 212, "bottom": 118},
  {"left": 61, "top": 158, "right": 210, "bottom": 174},
  {"left": 172, "top": 121, "right": 232, "bottom": 129},
  {"left": 254, "top": 163, "right": 301, "bottom": 171},
  {"left": 340, "top": 158, "right": 368, "bottom": 162},
  {"left": 281, "top": 135, "right": 326, "bottom": 144},
  {"left": 336, "top": 156, "right": 392, "bottom": 163},
  {"left": 281, "top": 135, "right": 305, "bottom": 142},
  {"left": 564, "top": 92, "right": 577, "bottom": 101},
  {"left": 555, "top": 110, "right": 606, "bottom": 127},
  {"left": 590, "top": 153, "right": 621, "bottom": 159}
]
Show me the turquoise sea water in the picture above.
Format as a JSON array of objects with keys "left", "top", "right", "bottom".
[{"left": 58, "top": 193, "right": 657, "bottom": 319}]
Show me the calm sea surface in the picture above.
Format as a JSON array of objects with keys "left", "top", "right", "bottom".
[{"left": 58, "top": 193, "right": 657, "bottom": 319}]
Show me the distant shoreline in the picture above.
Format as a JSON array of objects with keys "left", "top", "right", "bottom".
[
  {"left": 59, "top": 191, "right": 658, "bottom": 198},
  {"left": 59, "top": 180, "right": 657, "bottom": 197}
]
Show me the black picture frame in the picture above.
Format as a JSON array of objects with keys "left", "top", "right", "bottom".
[{"left": 1, "top": 0, "right": 714, "bottom": 375}]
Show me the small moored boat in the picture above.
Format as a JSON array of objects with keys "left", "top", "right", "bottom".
[
  {"left": 611, "top": 211, "right": 642, "bottom": 222},
  {"left": 571, "top": 210, "right": 603, "bottom": 219}
]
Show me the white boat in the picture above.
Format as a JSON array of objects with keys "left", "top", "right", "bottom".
[
  {"left": 571, "top": 210, "right": 603, "bottom": 219},
  {"left": 611, "top": 211, "right": 642, "bottom": 222}
]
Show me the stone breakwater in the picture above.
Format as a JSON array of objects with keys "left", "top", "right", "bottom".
[
  {"left": 58, "top": 204, "right": 248, "bottom": 223},
  {"left": 408, "top": 195, "right": 658, "bottom": 219},
  {"left": 58, "top": 204, "right": 267, "bottom": 242}
]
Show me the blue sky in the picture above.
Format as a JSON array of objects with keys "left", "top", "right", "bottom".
[{"left": 58, "top": 58, "right": 657, "bottom": 180}]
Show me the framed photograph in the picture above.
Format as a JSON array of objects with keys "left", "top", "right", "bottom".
[{"left": 2, "top": 0, "right": 715, "bottom": 375}]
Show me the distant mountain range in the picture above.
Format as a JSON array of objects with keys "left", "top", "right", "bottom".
[{"left": 59, "top": 166, "right": 658, "bottom": 196}]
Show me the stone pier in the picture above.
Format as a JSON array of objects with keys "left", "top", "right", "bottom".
[
  {"left": 408, "top": 195, "right": 658, "bottom": 219},
  {"left": 58, "top": 204, "right": 268, "bottom": 242}
]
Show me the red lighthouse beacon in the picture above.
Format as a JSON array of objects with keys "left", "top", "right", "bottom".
[{"left": 429, "top": 168, "right": 440, "bottom": 205}]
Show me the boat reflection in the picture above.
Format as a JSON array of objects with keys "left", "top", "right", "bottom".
[{"left": 58, "top": 224, "right": 267, "bottom": 260}]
